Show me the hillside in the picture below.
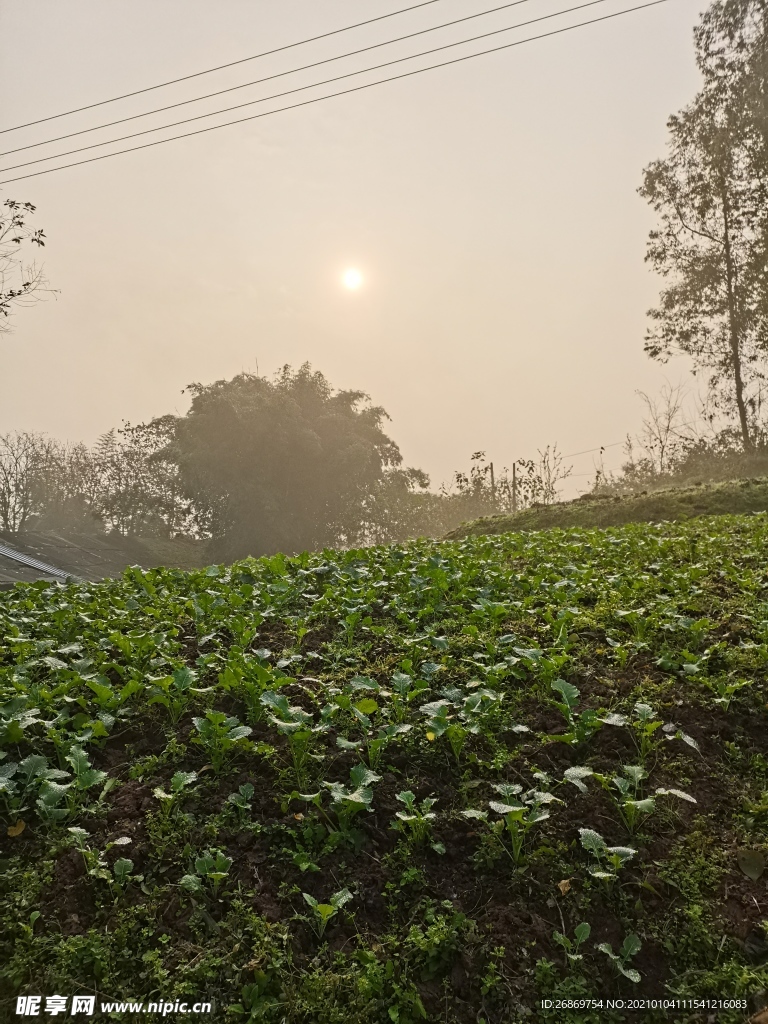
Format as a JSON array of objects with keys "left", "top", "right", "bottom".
[
  {"left": 1, "top": 515, "right": 767, "bottom": 1022},
  {"left": 445, "top": 477, "right": 768, "bottom": 539}
]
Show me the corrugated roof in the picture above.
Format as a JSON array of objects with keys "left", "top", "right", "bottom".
[{"left": 0, "top": 531, "right": 208, "bottom": 589}]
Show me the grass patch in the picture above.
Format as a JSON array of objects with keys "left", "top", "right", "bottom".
[{"left": 446, "top": 476, "right": 768, "bottom": 539}]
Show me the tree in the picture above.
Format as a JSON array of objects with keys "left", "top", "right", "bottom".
[
  {"left": 0, "top": 431, "right": 62, "bottom": 533},
  {"left": 165, "top": 364, "right": 413, "bottom": 558},
  {"left": 640, "top": 0, "right": 768, "bottom": 449},
  {"left": 0, "top": 199, "right": 48, "bottom": 336}
]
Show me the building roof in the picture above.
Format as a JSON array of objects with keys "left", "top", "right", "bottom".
[{"left": 0, "top": 531, "right": 208, "bottom": 590}]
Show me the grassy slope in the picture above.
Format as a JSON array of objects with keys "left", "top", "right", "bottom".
[
  {"left": 1, "top": 516, "right": 768, "bottom": 1023},
  {"left": 445, "top": 476, "right": 768, "bottom": 539}
]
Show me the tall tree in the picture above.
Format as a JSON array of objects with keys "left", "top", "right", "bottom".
[
  {"left": 166, "top": 364, "right": 408, "bottom": 558},
  {"left": 0, "top": 200, "right": 48, "bottom": 337},
  {"left": 640, "top": 0, "right": 768, "bottom": 449}
]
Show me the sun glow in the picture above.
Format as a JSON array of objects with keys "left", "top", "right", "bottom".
[{"left": 342, "top": 267, "right": 363, "bottom": 290}]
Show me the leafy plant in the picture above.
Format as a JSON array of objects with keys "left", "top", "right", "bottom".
[
  {"left": 260, "top": 690, "right": 318, "bottom": 789},
  {"left": 578, "top": 828, "right": 637, "bottom": 890},
  {"left": 565, "top": 765, "right": 696, "bottom": 834},
  {"left": 393, "top": 790, "right": 442, "bottom": 851},
  {"left": 549, "top": 679, "right": 602, "bottom": 746},
  {"left": 553, "top": 921, "right": 591, "bottom": 966},
  {"left": 148, "top": 666, "right": 208, "bottom": 726},
  {"left": 181, "top": 849, "right": 232, "bottom": 897},
  {"left": 153, "top": 770, "right": 197, "bottom": 817},
  {"left": 227, "top": 782, "right": 255, "bottom": 823},
  {"left": 421, "top": 685, "right": 499, "bottom": 764},
  {"left": 598, "top": 933, "right": 642, "bottom": 983},
  {"left": 463, "top": 777, "right": 560, "bottom": 865},
  {"left": 302, "top": 887, "right": 353, "bottom": 939},
  {"left": 191, "top": 711, "right": 252, "bottom": 771},
  {"left": 599, "top": 702, "right": 700, "bottom": 764},
  {"left": 323, "top": 764, "right": 381, "bottom": 833}
]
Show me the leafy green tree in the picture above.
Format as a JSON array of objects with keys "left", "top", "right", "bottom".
[
  {"left": 167, "top": 364, "right": 412, "bottom": 557},
  {"left": 640, "top": 0, "right": 768, "bottom": 449}
]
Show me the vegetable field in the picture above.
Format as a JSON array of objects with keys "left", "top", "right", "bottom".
[{"left": 1, "top": 514, "right": 768, "bottom": 1022}]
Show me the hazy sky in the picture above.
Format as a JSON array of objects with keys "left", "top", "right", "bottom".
[{"left": 1, "top": 0, "right": 704, "bottom": 495}]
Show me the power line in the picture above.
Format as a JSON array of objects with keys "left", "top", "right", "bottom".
[
  {"left": 0, "top": 0, "right": 618, "bottom": 173},
  {"left": 0, "top": 0, "right": 451, "bottom": 135},
  {"left": 0, "top": 0, "right": 547, "bottom": 159},
  {"left": 0, "top": 0, "right": 672, "bottom": 185},
  {"left": 561, "top": 415, "right": 706, "bottom": 461},
  {"left": 562, "top": 441, "right": 624, "bottom": 458}
]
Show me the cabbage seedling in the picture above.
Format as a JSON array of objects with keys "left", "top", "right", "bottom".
[
  {"left": 553, "top": 921, "right": 591, "bottom": 966},
  {"left": 598, "top": 933, "right": 642, "bottom": 983},
  {"left": 464, "top": 779, "right": 560, "bottom": 866},
  {"left": 261, "top": 690, "right": 318, "bottom": 789},
  {"left": 153, "top": 771, "right": 197, "bottom": 817},
  {"left": 181, "top": 849, "right": 232, "bottom": 897},
  {"left": 302, "top": 887, "right": 353, "bottom": 939},
  {"left": 393, "top": 790, "right": 438, "bottom": 846},
  {"left": 549, "top": 680, "right": 602, "bottom": 746},
  {"left": 565, "top": 765, "right": 696, "bottom": 834},
  {"left": 227, "top": 782, "right": 254, "bottom": 822},
  {"left": 578, "top": 828, "right": 636, "bottom": 891},
  {"left": 323, "top": 764, "right": 381, "bottom": 833},
  {"left": 191, "top": 711, "right": 252, "bottom": 772}
]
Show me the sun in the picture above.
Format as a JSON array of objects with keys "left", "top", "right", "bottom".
[{"left": 342, "top": 267, "right": 363, "bottom": 290}]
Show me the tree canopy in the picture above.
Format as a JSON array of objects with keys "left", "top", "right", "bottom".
[
  {"left": 641, "top": 0, "right": 768, "bottom": 448},
  {"left": 168, "top": 364, "right": 407, "bottom": 558}
]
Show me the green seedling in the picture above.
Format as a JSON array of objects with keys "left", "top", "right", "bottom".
[
  {"left": 393, "top": 790, "right": 441, "bottom": 850},
  {"left": 111, "top": 857, "right": 135, "bottom": 895},
  {"left": 598, "top": 933, "right": 642, "bottom": 983},
  {"left": 323, "top": 764, "right": 381, "bottom": 833},
  {"left": 153, "top": 770, "right": 197, "bottom": 817},
  {"left": 390, "top": 671, "right": 430, "bottom": 723},
  {"left": 0, "top": 697, "right": 43, "bottom": 746},
  {"left": 421, "top": 686, "right": 499, "bottom": 764},
  {"left": 148, "top": 666, "right": 209, "bottom": 726},
  {"left": 335, "top": 693, "right": 412, "bottom": 769},
  {"left": 227, "top": 782, "right": 255, "bottom": 822},
  {"left": 0, "top": 754, "right": 71, "bottom": 823},
  {"left": 302, "top": 887, "right": 353, "bottom": 939},
  {"left": 260, "top": 690, "right": 319, "bottom": 789},
  {"left": 191, "top": 711, "right": 252, "bottom": 771},
  {"left": 181, "top": 849, "right": 232, "bottom": 897},
  {"left": 553, "top": 921, "right": 591, "bottom": 966},
  {"left": 565, "top": 765, "right": 696, "bottom": 834},
  {"left": 707, "top": 677, "right": 753, "bottom": 711},
  {"left": 463, "top": 777, "right": 560, "bottom": 866},
  {"left": 65, "top": 745, "right": 107, "bottom": 808},
  {"left": 578, "top": 828, "right": 637, "bottom": 891},
  {"left": 68, "top": 829, "right": 134, "bottom": 894},
  {"left": 549, "top": 679, "right": 602, "bottom": 746},
  {"left": 599, "top": 703, "right": 700, "bottom": 764}
]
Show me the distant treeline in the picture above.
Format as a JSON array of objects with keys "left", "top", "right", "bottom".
[{"left": 0, "top": 365, "right": 570, "bottom": 557}]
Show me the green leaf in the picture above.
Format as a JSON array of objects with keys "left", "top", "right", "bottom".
[
  {"left": 353, "top": 698, "right": 379, "bottom": 716},
  {"left": 551, "top": 679, "right": 580, "bottom": 709},
  {"left": 563, "top": 766, "right": 593, "bottom": 792},
  {"left": 620, "top": 933, "right": 642, "bottom": 959},
  {"left": 574, "top": 922, "right": 591, "bottom": 943},
  {"left": 737, "top": 849, "right": 766, "bottom": 882},
  {"left": 579, "top": 828, "right": 606, "bottom": 854}
]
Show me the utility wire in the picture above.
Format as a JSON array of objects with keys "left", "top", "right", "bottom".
[
  {"left": 0, "top": 0, "right": 670, "bottom": 183},
  {"left": 0, "top": 0, "right": 547, "bottom": 159},
  {"left": 0, "top": 0, "right": 451, "bottom": 135},
  {"left": 563, "top": 441, "right": 624, "bottom": 458},
  {"left": 0, "top": 0, "right": 616, "bottom": 173}
]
